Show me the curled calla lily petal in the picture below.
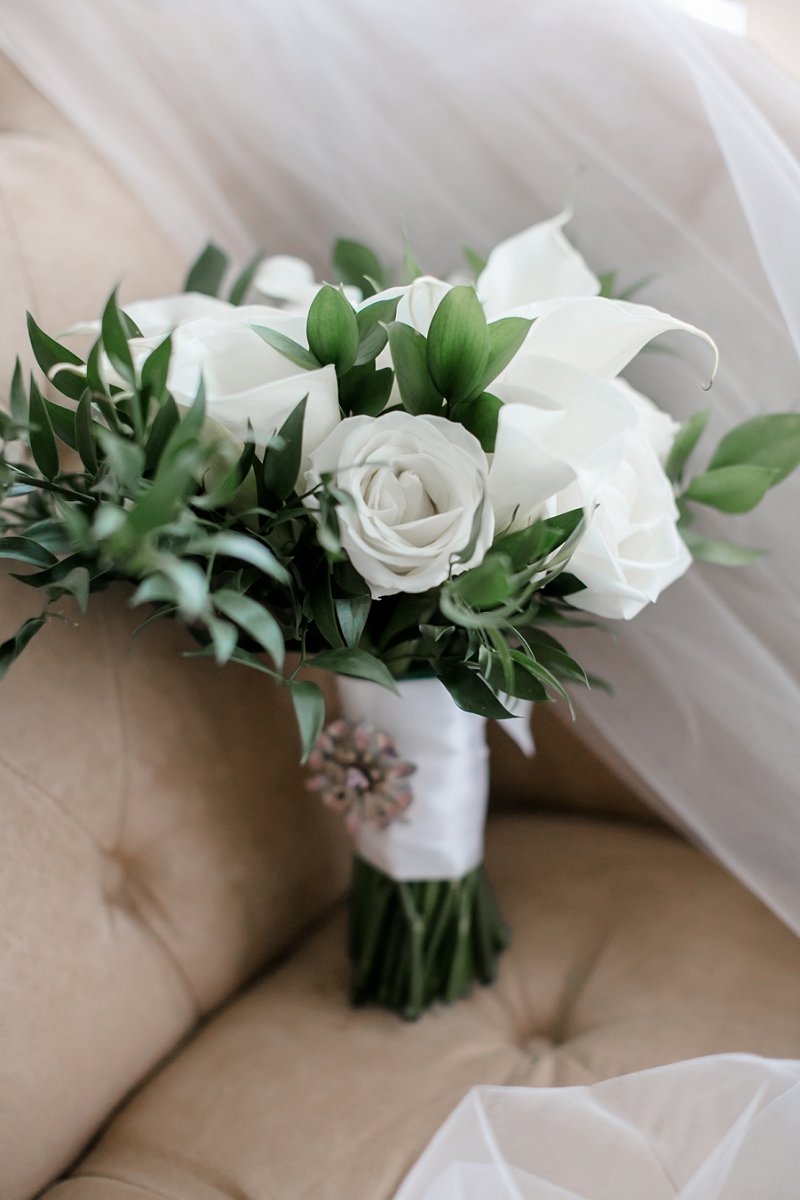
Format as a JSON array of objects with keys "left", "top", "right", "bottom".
[
  {"left": 477, "top": 211, "right": 600, "bottom": 319},
  {"left": 515, "top": 296, "right": 719, "bottom": 383}
]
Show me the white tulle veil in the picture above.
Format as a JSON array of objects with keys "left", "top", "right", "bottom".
[{"left": 1, "top": 0, "right": 798, "bottom": 1193}]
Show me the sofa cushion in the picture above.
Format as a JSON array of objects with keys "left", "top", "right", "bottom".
[
  {"left": 41, "top": 814, "right": 800, "bottom": 1200},
  {"left": 0, "top": 575, "right": 351, "bottom": 1200}
]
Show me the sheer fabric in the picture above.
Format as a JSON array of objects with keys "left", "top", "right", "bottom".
[{"left": 395, "top": 1056, "right": 800, "bottom": 1199}]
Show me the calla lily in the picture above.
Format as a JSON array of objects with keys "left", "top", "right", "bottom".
[
  {"left": 477, "top": 210, "right": 599, "bottom": 319},
  {"left": 160, "top": 315, "right": 340, "bottom": 467},
  {"left": 66, "top": 292, "right": 233, "bottom": 339}
]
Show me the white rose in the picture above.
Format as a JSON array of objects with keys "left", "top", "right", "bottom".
[
  {"left": 304, "top": 412, "right": 494, "bottom": 599},
  {"left": 612, "top": 378, "right": 680, "bottom": 465},
  {"left": 565, "top": 430, "right": 691, "bottom": 620}
]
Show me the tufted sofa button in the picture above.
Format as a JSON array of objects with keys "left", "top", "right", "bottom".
[{"left": 100, "top": 851, "right": 134, "bottom": 913}]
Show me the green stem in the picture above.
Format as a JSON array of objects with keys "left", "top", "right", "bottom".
[{"left": 349, "top": 856, "right": 509, "bottom": 1021}]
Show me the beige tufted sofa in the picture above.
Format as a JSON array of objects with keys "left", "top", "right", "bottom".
[{"left": 2, "top": 55, "right": 800, "bottom": 1200}]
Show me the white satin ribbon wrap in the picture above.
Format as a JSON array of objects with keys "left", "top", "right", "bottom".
[
  {"left": 336, "top": 677, "right": 489, "bottom": 882},
  {"left": 395, "top": 1055, "right": 800, "bottom": 1200}
]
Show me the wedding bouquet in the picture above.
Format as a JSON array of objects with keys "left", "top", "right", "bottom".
[{"left": 1, "top": 213, "right": 798, "bottom": 1019}]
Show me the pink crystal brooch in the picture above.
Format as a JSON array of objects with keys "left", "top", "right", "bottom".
[{"left": 307, "top": 719, "right": 416, "bottom": 833}]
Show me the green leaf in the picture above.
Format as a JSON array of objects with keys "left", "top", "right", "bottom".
[
  {"left": 9, "top": 359, "right": 28, "bottom": 427},
  {"left": 85, "top": 338, "right": 109, "bottom": 398},
  {"left": 290, "top": 680, "right": 326, "bottom": 764},
  {"left": 204, "top": 614, "right": 239, "bottom": 664},
  {"left": 197, "top": 440, "right": 256, "bottom": 509},
  {"left": 402, "top": 241, "right": 424, "bottom": 283},
  {"left": 598, "top": 271, "right": 617, "bottom": 298},
  {"left": 435, "top": 663, "right": 513, "bottom": 719},
  {"left": 101, "top": 290, "right": 135, "bottom": 386},
  {"left": 263, "top": 394, "right": 307, "bottom": 501},
  {"left": 249, "top": 324, "right": 320, "bottom": 371},
  {"left": 486, "top": 654, "right": 548, "bottom": 702},
  {"left": 118, "top": 309, "right": 144, "bottom": 340},
  {"left": 450, "top": 391, "right": 502, "bottom": 452},
  {"left": 212, "top": 589, "right": 284, "bottom": 668},
  {"left": 134, "top": 559, "right": 208, "bottom": 621},
  {"left": 471, "top": 317, "right": 532, "bottom": 397},
  {"left": 309, "top": 571, "right": 344, "bottom": 648},
  {"left": 386, "top": 323, "right": 443, "bottom": 416},
  {"left": 451, "top": 554, "right": 514, "bottom": 608},
  {"left": 709, "top": 413, "right": 800, "bottom": 486},
  {"left": 307, "top": 285, "right": 360, "bottom": 373},
  {"left": 0, "top": 537, "right": 58, "bottom": 567},
  {"left": 450, "top": 496, "right": 488, "bottom": 569},
  {"left": 43, "top": 398, "right": 78, "bottom": 451},
  {"left": 0, "top": 614, "right": 47, "bottom": 681},
  {"left": 666, "top": 409, "right": 710, "bottom": 484},
  {"left": 141, "top": 335, "right": 172, "bottom": 398},
  {"left": 184, "top": 243, "right": 229, "bottom": 297},
  {"left": 9, "top": 551, "right": 88, "bottom": 589},
  {"left": 335, "top": 594, "right": 371, "bottom": 648},
  {"left": 426, "top": 286, "right": 489, "bottom": 402},
  {"left": 684, "top": 464, "right": 779, "bottom": 513},
  {"left": 680, "top": 528, "right": 765, "bottom": 566},
  {"left": 26, "top": 312, "right": 85, "bottom": 401},
  {"left": 198, "top": 531, "right": 290, "bottom": 583},
  {"left": 333, "top": 239, "right": 385, "bottom": 298},
  {"left": 126, "top": 445, "right": 201, "bottom": 534},
  {"left": 28, "top": 377, "right": 59, "bottom": 479},
  {"left": 75, "top": 391, "right": 99, "bottom": 474},
  {"left": 310, "top": 647, "right": 398, "bottom": 692},
  {"left": 354, "top": 295, "right": 401, "bottom": 365},
  {"left": 143, "top": 399, "right": 180, "bottom": 475},
  {"left": 48, "top": 565, "right": 91, "bottom": 613},
  {"left": 463, "top": 246, "right": 487, "bottom": 277},
  {"left": 161, "top": 378, "right": 206, "bottom": 463},
  {"left": 515, "top": 638, "right": 588, "bottom": 688},
  {"left": 347, "top": 367, "right": 394, "bottom": 417},
  {"left": 228, "top": 251, "right": 265, "bottom": 306},
  {"left": 18, "top": 519, "right": 73, "bottom": 554},
  {"left": 508, "top": 650, "right": 573, "bottom": 709},
  {"left": 494, "top": 509, "right": 584, "bottom": 569}
]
